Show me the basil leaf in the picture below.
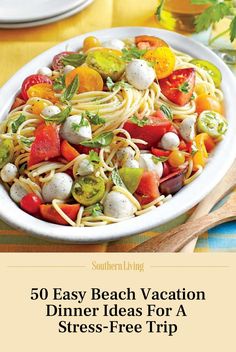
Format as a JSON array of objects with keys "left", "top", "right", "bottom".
[
  {"left": 84, "top": 203, "right": 103, "bottom": 217},
  {"left": 106, "top": 77, "right": 115, "bottom": 90},
  {"left": 53, "top": 75, "right": 65, "bottom": 91},
  {"left": 122, "top": 47, "right": 147, "bottom": 62},
  {"left": 80, "top": 132, "right": 114, "bottom": 148},
  {"left": 62, "top": 53, "right": 86, "bottom": 67},
  {"left": 20, "top": 136, "right": 34, "bottom": 148},
  {"left": 111, "top": 168, "right": 126, "bottom": 188},
  {"left": 85, "top": 111, "right": 105, "bottom": 125},
  {"left": 160, "top": 105, "right": 173, "bottom": 121},
  {"left": 71, "top": 115, "right": 89, "bottom": 131},
  {"left": 130, "top": 115, "right": 149, "bottom": 127},
  {"left": 60, "top": 75, "right": 79, "bottom": 103},
  {"left": 43, "top": 106, "right": 71, "bottom": 124},
  {"left": 11, "top": 114, "right": 26, "bottom": 133},
  {"left": 152, "top": 155, "right": 168, "bottom": 164},
  {"left": 106, "top": 77, "right": 132, "bottom": 91}
]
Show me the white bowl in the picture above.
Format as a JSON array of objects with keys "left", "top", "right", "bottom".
[{"left": 0, "top": 27, "right": 236, "bottom": 243}]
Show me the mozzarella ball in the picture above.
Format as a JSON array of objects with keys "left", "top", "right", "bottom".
[
  {"left": 123, "top": 159, "right": 140, "bottom": 168},
  {"left": 139, "top": 153, "right": 163, "bottom": 178},
  {"left": 63, "top": 65, "right": 75, "bottom": 74},
  {"left": 103, "top": 39, "right": 125, "bottom": 51},
  {"left": 104, "top": 191, "right": 136, "bottom": 218},
  {"left": 76, "top": 158, "right": 94, "bottom": 176},
  {"left": 60, "top": 115, "right": 92, "bottom": 145},
  {"left": 116, "top": 147, "right": 135, "bottom": 161},
  {"left": 125, "top": 59, "right": 156, "bottom": 90},
  {"left": 37, "top": 67, "right": 52, "bottom": 77},
  {"left": 10, "top": 183, "right": 28, "bottom": 203},
  {"left": 41, "top": 105, "right": 61, "bottom": 117},
  {"left": 42, "top": 173, "right": 73, "bottom": 203},
  {"left": 179, "top": 116, "right": 196, "bottom": 142},
  {"left": 160, "top": 132, "right": 180, "bottom": 151},
  {"left": 1, "top": 163, "right": 18, "bottom": 183}
]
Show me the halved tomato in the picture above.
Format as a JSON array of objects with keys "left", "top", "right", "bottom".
[
  {"left": 52, "top": 51, "right": 75, "bottom": 70},
  {"left": 21, "top": 74, "right": 52, "bottom": 101},
  {"left": 40, "top": 204, "right": 80, "bottom": 225},
  {"left": 135, "top": 35, "right": 168, "bottom": 50},
  {"left": 135, "top": 171, "right": 160, "bottom": 205}
]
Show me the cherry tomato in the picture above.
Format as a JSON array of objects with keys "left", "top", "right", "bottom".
[
  {"left": 21, "top": 74, "right": 52, "bottom": 101},
  {"left": 31, "top": 100, "right": 48, "bottom": 115},
  {"left": 20, "top": 193, "right": 42, "bottom": 215},
  {"left": 135, "top": 35, "right": 168, "bottom": 50},
  {"left": 195, "top": 94, "right": 222, "bottom": 115},
  {"left": 27, "top": 83, "right": 58, "bottom": 103},
  {"left": 65, "top": 66, "right": 104, "bottom": 93},
  {"left": 83, "top": 36, "right": 101, "bottom": 52},
  {"left": 10, "top": 96, "right": 25, "bottom": 111},
  {"left": 143, "top": 47, "right": 175, "bottom": 79},
  {"left": 168, "top": 150, "right": 185, "bottom": 168},
  {"left": 52, "top": 51, "right": 75, "bottom": 70}
]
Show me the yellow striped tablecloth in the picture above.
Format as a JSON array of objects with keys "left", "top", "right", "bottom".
[{"left": 0, "top": 0, "right": 235, "bottom": 252}]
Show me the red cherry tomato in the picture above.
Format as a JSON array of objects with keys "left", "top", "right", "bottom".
[
  {"left": 52, "top": 51, "right": 75, "bottom": 70},
  {"left": 21, "top": 74, "right": 52, "bottom": 101},
  {"left": 20, "top": 193, "right": 42, "bottom": 215}
]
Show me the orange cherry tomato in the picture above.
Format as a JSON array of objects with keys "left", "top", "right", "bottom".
[
  {"left": 135, "top": 35, "right": 168, "bottom": 50},
  {"left": 83, "top": 36, "right": 101, "bottom": 52},
  {"left": 65, "top": 66, "right": 104, "bottom": 93},
  {"left": 27, "top": 83, "right": 58, "bottom": 103},
  {"left": 192, "top": 132, "right": 214, "bottom": 171},
  {"left": 193, "top": 150, "right": 206, "bottom": 171},
  {"left": 143, "top": 47, "right": 176, "bottom": 79},
  {"left": 31, "top": 100, "right": 48, "bottom": 115},
  {"left": 195, "top": 94, "right": 222, "bottom": 115},
  {"left": 168, "top": 150, "right": 185, "bottom": 168}
]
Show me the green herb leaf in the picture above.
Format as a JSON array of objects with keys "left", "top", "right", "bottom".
[
  {"left": 20, "top": 136, "right": 34, "bottom": 148},
  {"left": 122, "top": 47, "right": 147, "bottom": 62},
  {"left": 160, "top": 105, "right": 173, "bottom": 121},
  {"left": 178, "top": 81, "right": 190, "bottom": 93},
  {"left": 84, "top": 203, "right": 103, "bottom": 217},
  {"left": 230, "top": 16, "right": 236, "bottom": 42},
  {"left": 11, "top": 114, "right": 26, "bottom": 133},
  {"left": 62, "top": 53, "right": 86, "bottom": 67},
  {"left": 155, "top": 0, "right": 165, "bottom": 21},
  {"left": 85, "top": 111, "right": 106, "bottom": 125},
  {"left": 152, "top": 155, "right": 168, "bottom": 164},
  {"left": 60, "top": 75, "right": 79, "bottom": 103},
  {"left": 80, "top": 131, "right": 114, "bottom": 148},
  {"left": 130, "top": 115, "right": 149, "bottom": 127},
  {"left": 53, "top": 75, "right": 66, "bottom": 91},
  {"left": 106, "top": 77, "right": 132, "bottom": 91},
  {"left": 111, "top": 168, "right": 126, "bottom": 188},
  {"left": 88, "top": 150, "right": 100, "bottom": 163},
  {"left": 194, "top": 3, "right": 231, "bottom": 33},
  {"left": 43, "top": 106, "right": 71, "bottom": 124},
  {"left": 19, "top": 162, "right": 27, "bottom": 175},
  {"left": 71, "top": 115, "right": 89, "bottom": 131},
  {"left": 191, "top": 0, "right": 217, "bottom": 4}
]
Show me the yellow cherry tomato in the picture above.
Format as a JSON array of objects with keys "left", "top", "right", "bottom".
[
  {"left": 65, "top": 66, "right": 104, "bottom": 93},
  {"left": 83, "top": 36, "right": 101, "bottom": 52},
  {"left": 31, "top": 100, "right": 48, "bottom": 115},
  {"left": 27, "top": 83, "right": 58, "bottom": 103},
  {"left": 194, "top": 83, "right": 209, "bottom": 96},
  {"left": 195, "top": 94, "right": 222, "bottom": 115},
  {"left": 168, "top": 150, "right": 185, "bottom": 168},
  {"left": 193, "top": 133, "right": 210, "bottom": 171},
  {"left": 193, "top": 150, "right": 206, "bottom": 171},
  {"left": 143, "top": 47, "right": 176, "bottom": 79}
]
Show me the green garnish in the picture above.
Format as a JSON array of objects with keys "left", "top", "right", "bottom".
[
  {"left": 53, "top": 75, "right": 66, "bottom": 91},
  {"left": 106, "top": 77, "right": 131, "bottom": 91},
  {"left": 160, "top": 105, "right": 173, "bottom": 121},
  {"left": 11, "top": 114, "right": 26, "bottom": 133},
  {"left": 88, "top": 150, "right": 100, "bottom": 163},
  {"left": 20, "top": 136, "right": 34, "bottom": 148},
  {"left": 62, "top": 53, "right": 86, "bottom": 67},
  {"left": 178, "top": 82, "right": 190, "bottom": 94},
  {"left": 85, "top": 111, "right": 105, "bottom": 125},
  {"left": 111, "top": 168, "right": 126, "bottom": 188},
  {"left": 152, "top": 155, "right": 168, "bottom": 164},
  {"left": 43, "top": 106, "right": 71, "bottom": 124},
  {"left": 122, "top": 47, "right": 147, "bottom": 62},
  {"left": 60, "top": 75, "right": 79, "bottom": 103},
  {"left": 80, "top": 132, "right": 114, "bottom": 148},
  {"left": 71, "top": 115, "right": 89, "bottom": 131},
  {"left": 130, "top": 115, "right": 149, "bottom": 127}
]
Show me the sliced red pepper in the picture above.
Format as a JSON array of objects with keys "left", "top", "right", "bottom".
[
  {"left": 28, "top": 123, "right": 60, "bottom": 167},
  {"left": 61, "top": 140, "right": 79, "bottom": 162},
  {"left": 40, "top": 204, "right": 80, "bottom": 225},
  {"left": 151, "top": 147, "right": 171, "bottom": 157}
]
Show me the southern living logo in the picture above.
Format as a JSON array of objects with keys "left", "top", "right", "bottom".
[{"left": 92, "top": 260, "right": 144, "bottom": 272}]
